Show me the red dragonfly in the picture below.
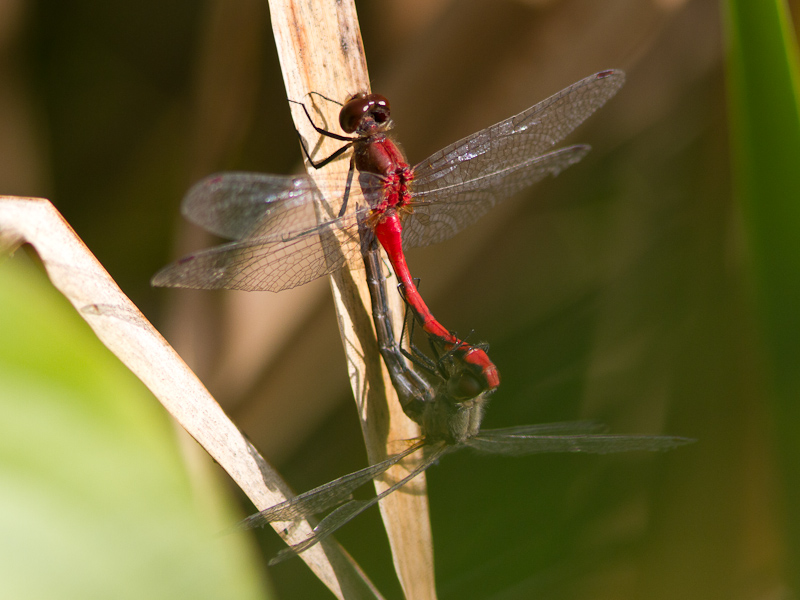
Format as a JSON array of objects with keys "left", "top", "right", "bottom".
[
  {"left": 152, "top": 70, "right": 625, "bottom": 394},
  {"left": 240, "top": 226, "right": 693, "bottom": 565},
  {"left": 360, "top": 223, "right": 492, "bottom": 441}
]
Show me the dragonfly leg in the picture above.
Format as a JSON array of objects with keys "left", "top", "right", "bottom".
[{"left": 288, "top": 97, "right": 357, "bottom": 169}]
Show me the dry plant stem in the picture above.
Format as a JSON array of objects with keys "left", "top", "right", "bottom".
[
  {"left": 0, "top": 197, "right": 381, "bottom": 600},
  {"left": 268, "top": 0, "right": 436, "bottom": 598}
]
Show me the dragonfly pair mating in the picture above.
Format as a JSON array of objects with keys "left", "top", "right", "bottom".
[{"left": 153, "top": 70, "right": 692, "bottom": 563}]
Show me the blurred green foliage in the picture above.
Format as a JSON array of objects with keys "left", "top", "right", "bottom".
[
  {"left": 0, "top": 255, "right": 270, "bottom": 599},
  {"left": 726, "top": 0, "right": 800, "bottom": 593}
]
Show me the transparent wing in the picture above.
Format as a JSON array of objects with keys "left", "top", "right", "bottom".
[
  {"left": 155, "top": 72, "right": 623, "bottom": 290},
  {"left": 467, "top": 424, "right": 694, "bottom": 456},
  {"left": 152, "top": 171, "right": 389, "bottom": 291},
  {"left": 181, "top": 172, "right": 322, "bottom": 240},
  {"left": 267, "top": 444, "right": 450, "bottom": 565},
  {"left": 240, "top": 442, "right": 424, "bottom": 528},
  {"left": 179, "top": 171, "right": 386, "bottom": 241},
  {"left": 151, "top": 218, "right": 362, "bottom": 291},
  {"left": 403, "top": 70, "right": 624, "bottom": 248},
  {"left": 480, "top": 421, "right": 609, "bottom": 436},
  {"left": 403, "top": 145, "right": 589, "bottom": 247}
]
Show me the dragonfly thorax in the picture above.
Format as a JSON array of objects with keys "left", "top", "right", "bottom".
[{"left": 417, "top": 390, "right": 488, "bottom": 445}]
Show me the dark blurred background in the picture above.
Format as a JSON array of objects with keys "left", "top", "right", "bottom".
[{"left": 1, "top": 0, "right": 795, "bottom": 598}]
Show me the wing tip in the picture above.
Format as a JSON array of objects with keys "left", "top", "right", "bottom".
[
  {"left": 596, "top": 69, "right": 625, "bottom": 84},
  {"left": 150, "top": 267, "right": 173, "bottom": 288}
]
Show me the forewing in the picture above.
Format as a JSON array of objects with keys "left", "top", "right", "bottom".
[
  {"left": 403, "top": 70, "right": 624, "bottom": 248},
  {"left": 467, "top": 425, "right": 694, "bottom": 456},
  {"left": 483, "top": 422, "right": 609, "bottom": 436},
  {"left": 180, "top": 171, "right": 384, "bottom": 241},
  {"left": 181, "top": 172, "right": 320, "bottom": 240}
]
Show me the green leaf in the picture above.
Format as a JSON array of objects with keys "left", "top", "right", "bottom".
[
  {"left": 725, "top": 0, "right": 800, "bottom": 591},
  {"left": 0, "top": 255, "right": 271, "bottom": 600}
]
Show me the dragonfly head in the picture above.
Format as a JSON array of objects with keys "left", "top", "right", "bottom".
[
  {"left": 340, "top": 93, "right": 394, "bottom": 136},
  {"left": 446, "top": 368, "right": 487, "bottom": 401},
  {"left": 408, "top": 340, "right": 499, "bottom": 444}
]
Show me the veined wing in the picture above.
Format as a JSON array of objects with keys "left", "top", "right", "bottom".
[
  {"left": 267, "top": 443, "right": 450, "bottom": 565},
  {"left": 179, "top": 171, "right": 386, "bottom": 241},
  {"left": 403, "top": 70, "right": 624, "bottom": 248},
  {"left": 403, "top": 145, "right": 588, "bottom": 248},
  {"left": 479, "top": 421, "right": 609, "bottom": 436},
  {"left": 241, "top": 441, "right": 424, "bottom": 528},
  {"left": 466, "top": 423, "right": 694, "bottom": 456},
  {"left": 152, "top": 172, "right": 388, "bottom": 291},
  {"left": 151, "top": 215, "right": 363, "bottom": 291}
]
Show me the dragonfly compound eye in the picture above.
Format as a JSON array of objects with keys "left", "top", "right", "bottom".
[
  {"left": 446, "top": 370, "right": 485, "bottom": 401},
  {"left": 339, "top": 93, "right": 391, "bottom": 133}
]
